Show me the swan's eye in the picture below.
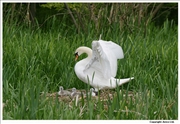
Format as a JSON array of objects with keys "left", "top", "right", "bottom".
[{"left": 74, "top": 52, "right": 78, "bottom": 56}]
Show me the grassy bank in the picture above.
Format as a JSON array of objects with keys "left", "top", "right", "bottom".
[{"left": 2, "top": 19, "right": 178, "bottom": 119}]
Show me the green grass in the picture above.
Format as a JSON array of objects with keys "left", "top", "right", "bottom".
[{"left": 2, "top": 19, "right": 178, "bottom": 120}]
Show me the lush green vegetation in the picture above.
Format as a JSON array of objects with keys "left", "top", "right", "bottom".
[{"left": 2, "top": 3, "right": 178, "bottom": 120}]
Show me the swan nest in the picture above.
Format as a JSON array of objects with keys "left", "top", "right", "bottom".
[{"left": 40, "top": 86, "right": 144, "bottom": 108}]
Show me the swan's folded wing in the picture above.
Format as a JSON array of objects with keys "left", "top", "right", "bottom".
[{"left": 84, "top": 40, "right": 124, "bottom": 79}]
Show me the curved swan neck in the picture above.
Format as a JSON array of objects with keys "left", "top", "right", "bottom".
[{"left": 76, "top": 47, "right": 92, "bottom": 58}]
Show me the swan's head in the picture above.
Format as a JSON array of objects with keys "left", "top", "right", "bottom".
[{"left": 74, "top": 47, "right": 92, "bottom": 61}]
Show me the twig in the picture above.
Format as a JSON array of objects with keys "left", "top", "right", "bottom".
[
  {"left": 64, "top": 3, "right": 79, "bottom": 33},
  {"left": 75, "top": 95, "right": 79, "bottom": 106},
  {"left": 79, "top": 105, "right": 86, "bottom": 117},
  {"left": 36, "top": 12, "right": 70, "bottom": 31},
  {"left": 145, "top": 3, "right": 163, "bottom": 37}
]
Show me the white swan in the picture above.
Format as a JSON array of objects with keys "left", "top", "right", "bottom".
[{"left": 74, "top": 40, "right": 134, "bottom": 92}]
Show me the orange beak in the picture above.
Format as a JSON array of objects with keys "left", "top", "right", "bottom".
[
  {"left": 74, "top": 52, "right": 79, "bottom": 61},
  {"left": 75, "top": 54, "right": 79, "bottom": 61}
]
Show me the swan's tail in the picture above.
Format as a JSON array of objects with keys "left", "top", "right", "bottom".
[
  {"left": 94, "top": 77, "right": 134, "bottom": 91},
  {"left": 116, "top": 77, "right": 134, "bottom": 86}
]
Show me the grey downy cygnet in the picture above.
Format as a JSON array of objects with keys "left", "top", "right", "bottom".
[
  {"left": 58, "top": 86, "right": 71, "bottom": 96},
  {"left": 88, "top": 88, "right": 96, "bottom": 96},
  {"left": 71, "top": 87, "right": 81, "bottom": 97}
]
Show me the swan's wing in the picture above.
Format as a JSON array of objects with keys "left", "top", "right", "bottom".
[
  {"left": 84, "top": 40, "right": 124, "bottom": 79},
  {"left": 97, "top": 40, "right": 124, "bottom": 77},
  {"left": 98, "top": 40, "right": 124, "bottom": 59}
]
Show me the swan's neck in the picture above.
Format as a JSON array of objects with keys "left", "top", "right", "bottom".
[{"left": 78, "top": 47, "right": 92, "bottom": 59}]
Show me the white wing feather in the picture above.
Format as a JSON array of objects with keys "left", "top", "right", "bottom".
[{"left": 84, "top": 40, "right": 124, "bottom": 79}]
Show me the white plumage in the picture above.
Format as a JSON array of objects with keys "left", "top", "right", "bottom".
[{"left": 74, "top": 40, "right": 134, "bottom": 92}]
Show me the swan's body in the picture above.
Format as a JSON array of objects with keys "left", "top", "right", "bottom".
[{"left": 74, "top": 40, "right": 134, "bottom": 91}]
